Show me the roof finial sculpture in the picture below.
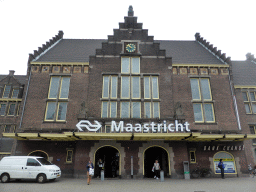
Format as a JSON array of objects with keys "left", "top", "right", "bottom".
[{"left": 128, "top": 5, "right": 134, "bottom": 16}]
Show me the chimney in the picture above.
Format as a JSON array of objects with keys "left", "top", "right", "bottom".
[{"left": 9, "top": 70, "right": 15, "bottom": 76}]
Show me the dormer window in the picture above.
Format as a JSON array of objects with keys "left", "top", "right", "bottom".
[{"left": 2, "top": 85, "right": 11, "bottom": 98}]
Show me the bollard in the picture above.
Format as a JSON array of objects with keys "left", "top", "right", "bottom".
[
  {"left": 160, "top": 170, "right": 164, "bottom": 182},
  {"left": 101, "top": 170, "right": 104, "bottom": 181}
]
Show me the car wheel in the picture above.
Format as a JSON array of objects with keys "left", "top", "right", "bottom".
[
  {"left": 1, "top": 173, "right": 10, "bottom": 183},
  {"left": 37, "top": 174, "right": 46, "bottom": 183}
]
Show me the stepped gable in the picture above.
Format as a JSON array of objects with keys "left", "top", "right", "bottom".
[
  {"left": 195, "top": 33, "right": 231, "bottom": 65},
  {"left": 28, "top": 30, "right": 64, "bottom": 64},
  {"left": 232, "top": 53, "right": 256, "bottom": 86},
  {"left": 95, "top": 6, "right": 166, "bottom": 57}
]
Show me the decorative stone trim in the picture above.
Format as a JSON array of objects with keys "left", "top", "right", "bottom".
[{"left": 138, "top": 141, "right": 174, "bottom": 177}]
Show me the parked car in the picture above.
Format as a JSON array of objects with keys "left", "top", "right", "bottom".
[{"left": 0, "top": 156, "right": 61, "bottom": 183}]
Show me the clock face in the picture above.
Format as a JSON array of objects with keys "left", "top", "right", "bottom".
[{"left": 126, "top": 43, "right": 136, "bottom": 53}]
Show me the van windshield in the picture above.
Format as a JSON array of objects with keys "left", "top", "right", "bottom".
[{"left": 37, "top": 158, "right": 53, "bottom": 165}]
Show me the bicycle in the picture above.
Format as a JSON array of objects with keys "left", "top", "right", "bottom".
[
  {"left": 191, "top": 166, "right": 212, "bottom": 178},
  {"left": 248, "top": 164, "right": 256, "bottom": 178}
]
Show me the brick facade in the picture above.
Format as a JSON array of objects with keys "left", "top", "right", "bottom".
[{"left": 1, "top": 6, "right": 256, "bottom": 180}]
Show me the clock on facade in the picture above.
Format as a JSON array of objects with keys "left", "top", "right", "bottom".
[{"left": 126, "top": 43, "right": 136, "bottom": 53}]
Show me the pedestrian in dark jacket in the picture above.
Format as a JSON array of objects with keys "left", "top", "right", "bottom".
[{"left": 218, "top": 159, "right": 225, "bottom": 179}]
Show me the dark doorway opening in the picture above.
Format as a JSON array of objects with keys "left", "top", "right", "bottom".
[
  {"left": 144, "top": 146, "right": 169, "bottom": 178},
  {"left": 28, "top": 151, "right": 48, "bottom": 160},
  {"left": 95, "top": 146, "right": 120, "bottom": 178}
]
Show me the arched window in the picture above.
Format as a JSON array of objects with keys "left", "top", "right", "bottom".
[{"left": 213, "top": 151, "right": 237, "bottom": 174}]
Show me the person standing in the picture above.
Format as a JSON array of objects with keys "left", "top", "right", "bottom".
[
  {"left": 153, "top": 160, "right": 161, "bottom": 179},
  {"left": 86, "top": 160, "right": 94, "bottom": 185},
  {"left": 218, "top": 159, "right": 225, "bottom": 179},
  {"left": 97, "top": 159, "right": 104, "bottom": 178}
]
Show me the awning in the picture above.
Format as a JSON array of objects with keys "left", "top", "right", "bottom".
[{"left": 3, "top": 132, "right": 256, "bottom": 142}]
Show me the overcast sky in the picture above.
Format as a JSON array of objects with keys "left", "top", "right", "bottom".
[{"left": 0, "top": 0, "right": 255, "bottom": 75}]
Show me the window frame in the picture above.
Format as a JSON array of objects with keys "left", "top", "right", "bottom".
[
  {"left": 7, "top": 103, "right": 16, "bottom": 116},
  {"left": 4, "top": 125, "right": 11, "bottom": 133},
  {"left": 190, "top": 78, "right": 215, "bottom": 123},
  {"left": 101, "top": 101, "right": 109, "bottom": 118},
  {"left": 189, "top": 151, "right": 196, "bottom": 164},
  {"left": 243, "top": 91, "right": 256, "bottom": 114},
  {"left": 11, "top": 88, "right": 19, "bottom": 98},
  {"left": 2, "top": 85, "right": 11, "bottom": 98},
  {"left": 66, "top": 149, "right": 73, "bottom": 163},
  {"left": 0, "top": 103, "right": 7, "bottom": 116},
  {"left": 44, "top": 76, "right": 70, "bottom": 122}
]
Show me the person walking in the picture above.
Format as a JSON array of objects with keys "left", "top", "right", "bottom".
[
  {"left": 97, "top": 158, "right": 104, "bottom": 178},
  {"left": 218, "top": 159, "right": 225, "bottom": 179},
  {"left": 153, "top": 160, "right": 161, "bottom": 179},
  {"left": 86, "top": 160, "right": 94, "bottom": 185}
]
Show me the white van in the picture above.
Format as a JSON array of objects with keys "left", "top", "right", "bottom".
[{"left": 0, "top": 156, "right": 61, "bottom": 183}]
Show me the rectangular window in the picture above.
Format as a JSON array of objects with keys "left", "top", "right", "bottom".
[
  {"left": 121, "top": 102, "right": 130, "bottom": 118},
  {"left": 57, "top": 102, "right": 68, "bottom": 121},
  {"left": 190, "top": 78, "right": 215, "bottom": 123},
  {"left": 45, "top": 76, "right": 70, "bottom": 121},
  {"left": 121, "top": 57, "right": 130, "bottom": 73},
  {"left": 190, "top": 151, "right": 196, "bottom": 163},
  {"left": 144, "top": 102, "right": 151, "bottom": 118},
  {"left": 190, "top": 79, "right": 201, "bottom": 100},
  {"left": 66, "top": 149, "right": 73, "bottom": 163},
  {"left": 12, "top": 89, "right": 19, "bottom": 98},
  {"left": 243, "top": 91, "right": 256, "bottom": 114},
  {"left": 200, "top": 79, "right": 212, "bottom": 100},
  {"left": 48, "top": 77, "right": 60, "bottom": 99},
  {"left": 204, "top": 103, "right": 215, "bottom": 122},
  {"left": 131, "top": 57, "right": 140, "bottom": 74},
  {"left": 59, "top": 77, "right": 70, "bottom": 99},
  {"left": 249, "top": 125, "right": 256, "bottom": 144},
  {"left": 4, "top": 125, "right": 11, "bottom": 133},
  {"left": 101, "top": 102, "right": 108, "bottom": 118},
  {"left": 121, "top": 76, "right": 130, "bottom": 98},
  {"left": 121, "top": 57, "right": 140, "bottom": 74},
  {"left": 132, "top": 76, "right": 140, "bottom": 99},
  {"left": 3, "top": 85, "right": 11, "bottom": 98},
  {"left": 0, "top": 103, "right": 7, "bottom": 116},
  {"left": 193, "top": 103, "right": 203, "bottom": 122},
  {"left": 144, "top": 77, "right": 151, "bottom": 99},
  {"left": 110, "top": 102, "right": 117, "bottom": 118},
  {"left": 131, "top": 102, "right": 141, "bottom": 118},
  {"left": 153, "top": 102, "right": 160, "bottom": 118},
  {"left": 105, "top": 125, "right": 111, "bottom": 133},
  {"left": 111, "top": 76, "right": 118, "bottom": 98},
  {"left": 152, "top": 77, "right": 159, "bottom": 99},
  {"left": 102, "top": 75, "right": 118, "bottom": 99},
  {"left": 144, "top": 76, "right": 159, "bottom": 99},
  {"left": 8, "top": 103, "right": 16, "bottom": 116},
  {"left": 102, "top": 76, "right": 110, "bottom": 98},
  {"left": 45, "top": 102, "right": 57, "bottom": 120}
]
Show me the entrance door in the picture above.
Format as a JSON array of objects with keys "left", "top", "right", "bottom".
[
  {"left": 95, "top": 146, "right": 120, "bottom": 178},
  {"left": 144, "top": 146, "right": 169, "bottom": 178}
]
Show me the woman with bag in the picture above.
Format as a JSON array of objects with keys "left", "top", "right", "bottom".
[{"left": 86, "top": 159, "right": 94, "bottom": 185}]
